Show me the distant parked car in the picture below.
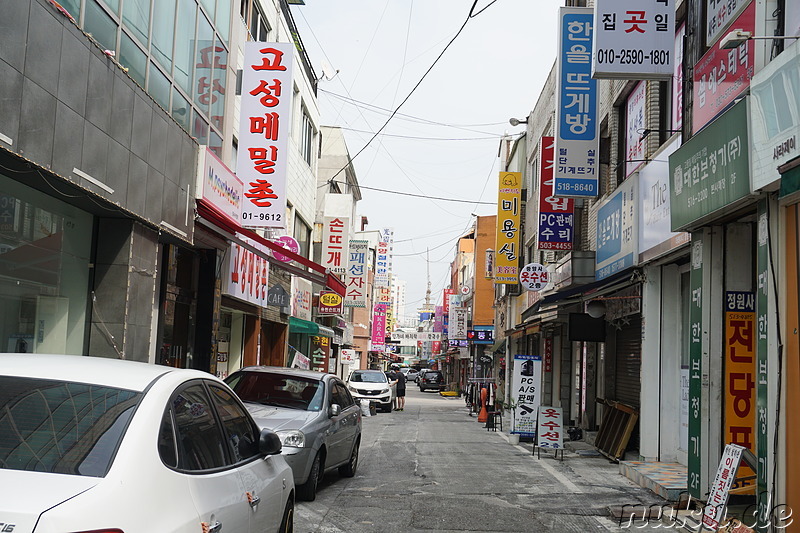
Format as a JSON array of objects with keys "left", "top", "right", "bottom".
[
  {"left": 404, "top": 368, "right": 420, "bottom": 383},
  {"left": 226, "top": 366, "right": 362, "bottom": 502},
  {"left": 419, "top": 370, "right": 446, "bottom": 392},
  {"left": 0, "top": 353, "right": 294, "bottom": 533},
  {"left": 348, "top": 369, "right": 395, "bottom": 413}
]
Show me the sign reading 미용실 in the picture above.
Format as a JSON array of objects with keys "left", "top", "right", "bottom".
[
  {"left": 238, "top": 43, "right": 294, "bottom": 228},
  {"left": 592, "top": 0, "right": 674, "bottom": 80},
  {"left": 554, "top": 7, "right": 599, "bottom": 198},
  {"left": 669, "top": 98, "right": 751, "bottom": 232},
  {"left": 495, "top": 172, "right": 521, "bottom": 283},
  {"left": 512, "top": 355, "right": 543, "bottom": 437},
  {"left": 537, "top": 137, "right": 574, "bottom": 250}
]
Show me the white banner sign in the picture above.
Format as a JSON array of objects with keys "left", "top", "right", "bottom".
[
  {"left": 222, "top": 238, "right": 269, "bottom": 307},
  {"left": 390, "top": 331, "right": 442, "bottom": 344},
  {"left": 706, "top": 0, "right": 749, "bottom": 47},
  {"left": 449, "top": 307, "right": 468, "bottom": 340},
  {"left": 702, "top": 443, "right": 745, "bottom": 530},
  {"left": 238, "top": 42, "right": 294, "bottom": 228},
  {"left": 519, "top": 263, "right": 550, "bottom": 291},
  {"left": 200, "top": 147, "right": 243, "bottom": 225},
  {"left": 536, "top": 406, "right": 564, "bottom": 449},
  {"left": 512, "top": 355, "right": 543, "bottom": 437},
  {"left": 322, "top": 216, "right": 350, "bottom": 275},
  {"left": 290, "top": 276, "right": 313, "bottom": 321},
  {"left": 340, "top": 349, "right": 356, "bottom": 365},
  {"left": 344, "top": 240, "right": 368, "bottom": 308},
  {"left": 625, "top": 81, "right": 647, "bottom": 177},
  {"left": 291, "top": 350, "right": 310, "bottom": 370},
  {"left": 592, "top": 0, "right": 675, "bottom": 79}
]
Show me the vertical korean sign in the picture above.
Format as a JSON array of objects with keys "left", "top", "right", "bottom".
[
  {"left": 554, "top": 7, "right": 599, "bottom": 198},
  {"left": 688, "top": 236, "right": 704, "bottom": 498},
  {"left": 625, "top": 81, "right": 647, "bottom": 177},
  {"left": 345, "top": 240, "right": 368, "bottom": 308},
  {"left": 238, "top": 42, "right": 294, "bottom": 228},
  {"left": 370, "top": 304, "right": 387, "bottom": 352},
  {"left": 495, "top": 172, "right": 521, "bottom": 283},
  {"left": 512, "top": 355, "right": 543, "bottom": 437},
  {"left": 537, "top": 137, "right": 574, "bottom": 251},
  {"left": 375, "top": 228, "right": 393, "bottom": 288},
  {"left": 322, "top": 216, "right": 349, "bottom": 276},
  {"left": 725, "top": 291, "right": 756, "bottom": 494},
  {"left": 310, "top": 335, "right": 330, "bottom": 374},
  {"left": 756, "top": 201, "right": 769, "bottom": 517}
]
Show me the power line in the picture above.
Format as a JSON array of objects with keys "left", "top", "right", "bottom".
[
  {"left": 326, "top": 0, "right": 489, "bottom": 185},
  {"left": 336, "top": 126, "right": 498, "bottom": 141},
  {"left": 328, "top": 180, "right": 495, "bottom": 205}
]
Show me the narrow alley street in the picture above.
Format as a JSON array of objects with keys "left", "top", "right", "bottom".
[{"left": 296, "top": 388, "right": 668, "bottom": 533}]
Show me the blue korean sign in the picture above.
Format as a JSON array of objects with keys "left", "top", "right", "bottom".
[
  {"left": 595, "top": 174, "right": 639, "bottom": 280},
  {"left": 554, "top": 7, "right": 600, "bottom": 198}
]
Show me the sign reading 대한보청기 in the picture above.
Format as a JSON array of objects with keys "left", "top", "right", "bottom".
[
  {"left": 554, "top": 7, "right": 599, "bottom": 198},
  {"left": 669, "top": 98, "right": 751, "bottom": 232},
  {"left": 591, "top": 0, "right": 675, "bottom": 80}
]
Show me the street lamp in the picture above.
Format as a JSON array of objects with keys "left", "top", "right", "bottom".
[
  {"left": 508, "top": 117, "right": 528, "bottom": 127},
  {"left": 719, "top": 29, "right": 800, "bottom": 49}
]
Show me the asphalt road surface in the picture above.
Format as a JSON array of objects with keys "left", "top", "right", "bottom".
[{"left": 295, "top": 386, "right": 670, "bottom": 532}]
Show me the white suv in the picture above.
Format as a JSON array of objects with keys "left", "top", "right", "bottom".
[{"left": 347, "top": 369, "right": 395, "bottom": 413}]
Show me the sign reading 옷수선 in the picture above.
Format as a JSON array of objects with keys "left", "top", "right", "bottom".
[
  {"left": 519, "top": 263, "right": 550, "bottom": 291},
  {"left": 669, "top": 98, "right": 751, "bottom": 232},
  {"left": 238, "top": 43, "right": 294, "bottom": 228},
  {"left": 554, "top": 7, "right": 599, "bottom": 198},
  {"left": 537, "top": 406, "right": 564, "bottom": 449},
  {"left": 591, "top": 0, "right": 675, "bottom": 80},
  {"left": 512, "top": 355, "right": 543, "bottom": 438}
]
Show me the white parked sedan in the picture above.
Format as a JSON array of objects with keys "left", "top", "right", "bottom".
[{"left": 0, "top": 353, "right": 294, "bottom": 533}]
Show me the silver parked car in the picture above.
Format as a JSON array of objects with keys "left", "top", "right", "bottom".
[{"left": 225, "top": 367, "right": 361, "bottom": 501}]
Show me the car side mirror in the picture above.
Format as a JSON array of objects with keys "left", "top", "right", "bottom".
[
  {"left": 259, "top": 428, "right": 282, "bottom": 456},
  {"left": 329, "top": 403, "right": 341, "bottom": 417}
]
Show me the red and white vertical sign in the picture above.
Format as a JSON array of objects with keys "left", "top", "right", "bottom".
[
  {"left": 537, "top": 137, "right": 574, "bottom": 251},
  {"left": 223, "top": 238, "right": 269, "bottom": 307},
  {"left": 625, "top": 81, "right": 647, "bottom": 177},
  {"left": 672, "top": 24, "right": 685, "bottom": 130},
  {"left": 370, "top": 304, "right": 387, "bottom": 352},
  {"left": 322, "top": 216, "right": 350, "bottom": 276},
  {"left": 238, "top": 42, "right": 294, "bottom": 228},
  {"left": 702, "top": 443, "right": 745, "bottom": 530},
  {"left": 544, "top": 336, "right": 553, "bottom": 372},
  {"left": 536, "top": 406, "right": 564, "bottom": 449}
]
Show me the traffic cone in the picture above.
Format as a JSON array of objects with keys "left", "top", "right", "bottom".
[{"left": 477, "top": 386, "right": 488, "bottom": 423}]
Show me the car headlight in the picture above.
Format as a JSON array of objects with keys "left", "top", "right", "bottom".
[
  {"left": 348, "top": 385, "right": 358, "bottom": 393},
  {"left": 380, "top": 388, "right": 389, "bottom": 394},
  {"left": 276, "top": 429, "right": 305, "bottom": 448}
]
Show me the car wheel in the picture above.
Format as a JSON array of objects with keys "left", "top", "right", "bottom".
[
  {"left": 381, "top": 403, "right": 392, "bottom": 413},
  {"left": 298, "top": 452, "right": 322, "bottom": 501},
  {"left": 279, "top": 497, "right": 294, "bottom": 533},
  {"left": 338, "top": 438, "right": 360, "bottom": 477}
]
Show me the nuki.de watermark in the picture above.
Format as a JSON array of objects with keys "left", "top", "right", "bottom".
[{"left": 618, "top": 491, "right": 793, "bottom": 530}]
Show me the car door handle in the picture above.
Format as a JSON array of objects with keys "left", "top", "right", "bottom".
[
  {"left": 247, "top": 491, "right": 261, "bottom": 507},
  {"left": 202, "top": 521, "right": 222, "bottom": 533}
]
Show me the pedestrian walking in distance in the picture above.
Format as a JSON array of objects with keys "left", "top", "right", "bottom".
[{"left": 390, "top": 364, "right": 406, "bottom": 411}]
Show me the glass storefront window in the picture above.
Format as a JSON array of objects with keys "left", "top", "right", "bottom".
[
  {"left": 210, "top": 42, "right": 227, "bottom": 132},
  {"left": 151, "top": 0, "right": 176, "bottom": 71},
  {"left": 200, "top": 0, "right": 216, "bottom": 24},
  {"left": 192, "top": 114, "right": 209, "bottom": 145},
  {"left": 216, "top": 0, "right": 231, "bottom": 43},
  {"left": 173, "top": 0, "right": 197, "bottom": 93},
  {"left": 148, "top": 62, "right": 171, "bottom": 111},
  {"left": 171, "top": 87, "right": 191, "bottom": 131},
  {"left": 122, "top": 0, "right": 150, "bottom": 46},
  {"left": 119, "top": 32, "right": 146, "bottom": 86},
  {"left": 61, "top": 0, "right": 81, "bottom": 20},
  {"left": 194, "top": 12, "right": 214, "bottom": 115},
  {"left": 85, "top": 0, "right": 118, "bottom": 52},
  {"left": 0, "top": 174, "right": 92, "bottom": 355},
  {"left": 100, "top": 0, "right": 120, "bottom": 15},
  {"left": 209, "top": 130, "right": 223, "bottom": 158}
]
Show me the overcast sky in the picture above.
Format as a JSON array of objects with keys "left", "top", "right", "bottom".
[{"left": 292, "top": 0, "right": 562, "bottom": 320}]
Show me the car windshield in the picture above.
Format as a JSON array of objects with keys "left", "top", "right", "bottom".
[
  {"left": 226, "top": 372, "right": 325, "bottom": 411},
  {"left": 349, "top": 371, "right": 387, "bottom": 383},
  {"left": 0, "top": 376, "right": 142, "bottom": 477}
]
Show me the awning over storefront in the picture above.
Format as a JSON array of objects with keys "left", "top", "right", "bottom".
[
  {"left": 196, "top": 200, "right": 345, "bottom": 296},
  {"left": 288, "top": 317, "right": 335, "bottom": 337},
  {"left": 779, "top": 158, "right": 800, "bottom": 199},
  {"left": 491, "top": 339, "right": 506, "bottom": 354}
]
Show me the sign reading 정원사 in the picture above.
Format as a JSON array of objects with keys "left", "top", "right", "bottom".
[
  {"left": 554, "top": 7, "right": 599, "bottom": 198},
  {"left": 592, "top": 0, "right": 675, "bottom": 80}
]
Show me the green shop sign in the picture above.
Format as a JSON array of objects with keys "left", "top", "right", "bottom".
[{"left": 669, "top": 98, "right": 751, "bottom": 231}]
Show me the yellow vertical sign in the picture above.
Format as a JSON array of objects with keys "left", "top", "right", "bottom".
[
  {"left": 495, "top": 172, "right": 522, "bottom": 284},
  {"left": 724, "top": 291, "right": 756, "bottom": 494}
]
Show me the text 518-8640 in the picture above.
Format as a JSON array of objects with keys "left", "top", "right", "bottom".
[{"left": 242, "top": 213, "right": 282, "bottom": 221}]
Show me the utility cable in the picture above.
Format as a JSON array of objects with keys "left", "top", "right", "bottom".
[{"left": 327, "top": 180, "right": 495, "bottom": 205}]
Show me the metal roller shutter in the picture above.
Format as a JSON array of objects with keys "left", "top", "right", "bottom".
[{"left": 614, "top": 316, "right": 642, "bottom": 409}]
